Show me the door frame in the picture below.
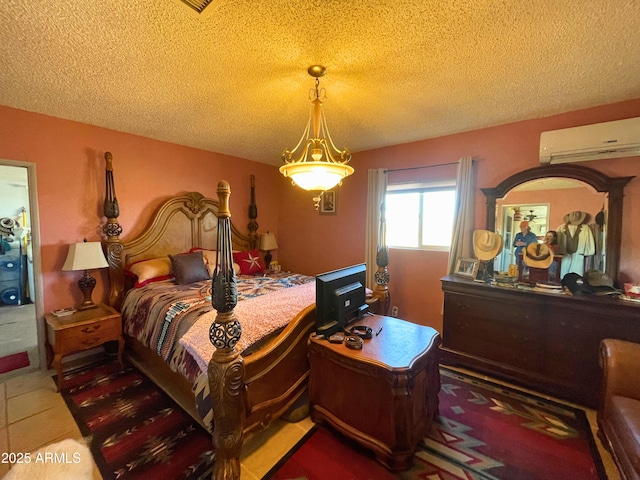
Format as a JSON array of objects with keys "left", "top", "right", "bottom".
[{"left": 0, "top": 159, "right": 45, "bottom": 372}]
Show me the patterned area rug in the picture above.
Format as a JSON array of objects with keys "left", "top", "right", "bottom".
[
  {"left": 59, "top": 360, "right": 214, "bottom": 480},
  {"left": 265, "top": 367, "right": 607, "bottom": 480}
]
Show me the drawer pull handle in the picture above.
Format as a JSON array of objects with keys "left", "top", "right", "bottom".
[
  {"left": 81, "top": 338, "right": 101, "bottom": 347},
  {"left": 81, "top": 325, "right": 101, "bottom": 333}
]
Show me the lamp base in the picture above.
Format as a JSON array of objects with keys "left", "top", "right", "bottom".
[
  {"left": 77, "top": 270, "right": 98, "bottom": 310},
  {"left": 78, "top": 302, "right": 98, "bottom": 311},
  {"left": 264, "top": 251, "right": 272, "bottom": 268}
]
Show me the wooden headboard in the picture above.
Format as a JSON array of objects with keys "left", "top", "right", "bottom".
[
  {"left": 102, "top": 154, "right": 258, "bottom": 310},
  {"left": 120, "top": 191, "right": 253, "bottom": 264}
]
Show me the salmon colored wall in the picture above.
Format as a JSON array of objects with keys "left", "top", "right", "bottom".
[
  {"left": 0, "top": 106, "right": 281, "bottom": 313},
  {"left": 279, "top": 98, "right": 640, "bottom": 333},
  {"left": 276, "top": 171, "right": 369, "bottom": 276},
  {"left": 2, "top": 98, "right": 638, "bottom": 335}
]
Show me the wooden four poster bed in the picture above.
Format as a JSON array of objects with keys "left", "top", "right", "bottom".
[{"left": 100, "top": 153, "right": 390, "bottom": 479}]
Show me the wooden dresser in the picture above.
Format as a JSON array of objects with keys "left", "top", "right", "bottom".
[{"left": 441, "top": 275, "right": 640, "bottom": 409}]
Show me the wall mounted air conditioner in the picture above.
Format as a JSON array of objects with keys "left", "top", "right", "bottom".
[{"left": 539, "top": 117, "right": 640, "bottom": 164}]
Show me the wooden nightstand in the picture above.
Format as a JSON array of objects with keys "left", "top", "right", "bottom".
[{"left": 45, "top": 303, "right": 124, "bottom": 392}]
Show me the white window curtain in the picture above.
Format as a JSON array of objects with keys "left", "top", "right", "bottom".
[
  {"left": 447, "top": 157, "right": 475, "bottom": 274},
  {"left": 365, "top": 168, "right": 388, "bottom": 290}
]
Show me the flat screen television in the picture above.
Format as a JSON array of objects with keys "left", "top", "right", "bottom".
[{"left": 315, "top": 263, "right": 368, "bottom": 337}]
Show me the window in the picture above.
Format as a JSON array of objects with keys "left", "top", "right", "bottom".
[{"left": 385, "top": 186, "right": 456, "bottom": 250}]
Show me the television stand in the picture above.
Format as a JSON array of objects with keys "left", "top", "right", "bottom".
[
  {"left": 308, "top": 315, "right": 441, "bottom": 471},
  {"left": 316, "top": 320, "right": 340, "bottom": 337}
]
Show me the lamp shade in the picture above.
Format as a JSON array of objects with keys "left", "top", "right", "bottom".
[
  {"left": 281, "top": 162, "right": 353, "bottom": 192},
  {"left": 259, "top": 232, "right": 278, "bottom": 251},
  {"left": 62, "top": 241, "right": 108, "bottom": 271}
]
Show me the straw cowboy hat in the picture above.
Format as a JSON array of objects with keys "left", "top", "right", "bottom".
[
  {"left": 473, "top": 230, "right": 503, "bottom": 261},
  {"left": 523, "top": 242, "right": 554, "bottom": 269},
  {"left": 562, "top": 211, "right": 588, "bottom": 225}
]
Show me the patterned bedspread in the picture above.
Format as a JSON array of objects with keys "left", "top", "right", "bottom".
[{"left": 121, "top": 271, "right": 314, "bottom": 431}]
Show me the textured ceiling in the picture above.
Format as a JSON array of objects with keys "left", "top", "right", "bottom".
[{"left": 1, "top": 0, "right": 640, "bottom": 166}]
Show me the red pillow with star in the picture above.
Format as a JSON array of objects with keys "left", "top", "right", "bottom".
[{"left": 232, "top": 249, "right": 266, "bottom": 275}]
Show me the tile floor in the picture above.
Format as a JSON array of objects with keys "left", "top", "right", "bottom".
[
  {"left": 0, "top": 362, "right": 622, "bottom": 480},
  {"left": 0, "top": 368, "right": 101, "bottom": 479}
]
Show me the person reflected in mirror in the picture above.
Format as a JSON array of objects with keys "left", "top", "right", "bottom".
[
  {"left": 513, "top": 221, "right": 537, "bottom": 259},
  {"left": 544, "top": 230, "right": 560, "bottom": 282},
  {"left": 544, "top": 230, "right": 559, "bottom": 254}
]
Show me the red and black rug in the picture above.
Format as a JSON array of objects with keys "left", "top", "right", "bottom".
[
  {"left": 265, "top": 366, "right": 607, "bottom": 480},
  {"left": 0, "top": 350, "right": 30, "bottom": 374},
  {"left": 59, "top": 360, "right": 214, "bottom": 480}
]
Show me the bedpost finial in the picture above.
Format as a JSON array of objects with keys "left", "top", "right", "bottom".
[
  {"left": 217, "top": 180, "right": 231, "bottom": 218},
  {"left": 105, "top": 151, "right": 113, "bottom": 171}
]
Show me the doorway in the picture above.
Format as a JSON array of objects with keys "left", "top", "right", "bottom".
[
  {"left": 496, "top": 203, "right": 549, "bottom": 273},
  {"left": 0, "top": 161, "right": 44, "bottom": 380}
]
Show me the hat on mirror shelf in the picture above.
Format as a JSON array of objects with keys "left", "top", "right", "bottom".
[
  {"left": 523, "top": 243, "right": 554, "bottom": 269},
  {"left": 563, "top": 211, "right": 589, "bottom": 225},
  {"left": 585, "top": 270, "right": 622, "bottom": 295},
  {"left": 585, "top": 270, "right": 614, "bottom": 288},
  {"left": 473, "top": 230, "right": 503, "bottom": 261},
  {"left": 561, "top": 273, "right": 594, "bottom": 295}
]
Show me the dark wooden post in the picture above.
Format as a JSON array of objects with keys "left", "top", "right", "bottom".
[
  {"left": 209, "top": 180, "right": 246, "bottom": 480},
  {"left": 102, "top": 152, "right": 124, "bottom": 309},
  {"left": 247, "top": 175, "right": 259, "bottom": 250},
  {"left": 371, "top": 202, "right": 390, "bottom": 315}
]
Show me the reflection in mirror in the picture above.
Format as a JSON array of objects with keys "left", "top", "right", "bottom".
[
  {"left": 483, "top": 164, "right": 633, "bottom": 284},
  {"left": 495, "top": 178, "right": 607, "bottom": 276},
  {"left": 496, "top": 203, "right": 549, "bottom": 272}
]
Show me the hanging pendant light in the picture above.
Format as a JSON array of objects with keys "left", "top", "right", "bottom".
[{"left": 280, "top": 65, "right": 353, "bottom": 192}]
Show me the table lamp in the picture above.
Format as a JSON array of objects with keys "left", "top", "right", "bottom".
[
  {"left": 62, "top": 239, "right": 109, "bottom": 310},
  {"left": 259, "top": 232, "right": 278, "bottom": 268}
]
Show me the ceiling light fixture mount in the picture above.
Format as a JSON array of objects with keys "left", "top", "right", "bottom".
[{"left": 280, "top": 65, "right": 353, "bottom": 192}]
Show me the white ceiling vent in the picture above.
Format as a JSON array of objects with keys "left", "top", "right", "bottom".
[{"left": 540, "top": 117, "right": 640, "bottom": 164}]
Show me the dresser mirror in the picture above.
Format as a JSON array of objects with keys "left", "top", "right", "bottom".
[{"left": 481, "top": 164, "right": 634, "bottom": 283}]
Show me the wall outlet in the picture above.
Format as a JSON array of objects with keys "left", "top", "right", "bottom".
[{"left": 391, "top": 306, "right": 399, "bottom": 317}]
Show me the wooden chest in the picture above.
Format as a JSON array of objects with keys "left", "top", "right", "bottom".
[{"left": 308, "top": 315, "right": 441, "bottom": 471}]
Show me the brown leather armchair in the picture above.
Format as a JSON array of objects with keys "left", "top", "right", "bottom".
[{"left": 598, "top": 339, "right": 640, "bottom": 480}]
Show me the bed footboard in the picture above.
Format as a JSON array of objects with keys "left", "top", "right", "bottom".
[{"left": 243, "top": 304, "right": 316, "bottom": 432}]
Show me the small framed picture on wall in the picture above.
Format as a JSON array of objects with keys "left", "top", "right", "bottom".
[{"left": 319, "top": 190, "right": 337, "bottom": 215}]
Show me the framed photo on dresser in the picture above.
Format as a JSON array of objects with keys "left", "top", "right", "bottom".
[{"left": 454, "top": 258, "right": 480, "bottom": 279}]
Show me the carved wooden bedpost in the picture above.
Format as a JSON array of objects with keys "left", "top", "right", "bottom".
[
  {"left": 247, "top": 175, "right": 259, "bottom": 249},
  {"left": 102, "top": 152, "right": 124, "bottom": 309},
  {"left": 372, "top": 201, "right": 390, "bottom": 315},
  {"left": 209, "top": 180, "right": 246, "bottom": 480}
]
